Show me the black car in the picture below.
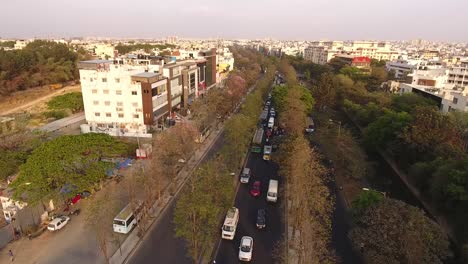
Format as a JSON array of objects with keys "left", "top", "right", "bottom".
[{"left": 256, "top": 209, "right": 266, "bottom": 229}]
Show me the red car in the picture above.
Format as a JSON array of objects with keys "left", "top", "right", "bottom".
[{"left": 250, "top": 181, "right": 261, "bottom": 197}]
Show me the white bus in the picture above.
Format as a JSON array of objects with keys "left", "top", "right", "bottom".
[
  {"left": 222, "top": 207, "right": 239, "bottom": 240},
  {"left": 113, "top": 202, "right": 143, "bottom": 234}
]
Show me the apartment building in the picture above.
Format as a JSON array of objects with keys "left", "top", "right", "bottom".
[
  {"left": 346, "top": 41, "right": 399, "bottom": 61},
  {"left": 78, "top": 58, "right": 201, "bottom": 137},
  {"left": 304, "top": 41, "right": 344, "bottom": 65},
  {"left": 399, "top": 64, "right": 468, "bottom": 112},
  {"left": 386, "top": 60, "right": 416, "bottom": 79}
]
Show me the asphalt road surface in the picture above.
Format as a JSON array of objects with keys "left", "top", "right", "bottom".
[
  {"left": 127, "top": 131, "right": 226, "bottom": 264},
  {"left": 214, "top": 151, "right": 283, "bottom": 264}
]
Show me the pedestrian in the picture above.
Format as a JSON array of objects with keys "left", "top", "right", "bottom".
[{"left": 8, "top": 249, "right": 14, "bottom": 262}]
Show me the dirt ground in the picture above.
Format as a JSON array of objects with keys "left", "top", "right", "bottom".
[{"left": 0, "top": 84, "right": 81, "bottom": 116}]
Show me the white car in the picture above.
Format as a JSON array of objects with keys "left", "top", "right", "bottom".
[
  {"left": 47, "top": 216, "right": 70, "bottom": 231},
  {"left": 238, "top": 236, "right": 253, "bottom": 262}
]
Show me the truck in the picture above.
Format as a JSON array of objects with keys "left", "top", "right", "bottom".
[
  {"left": 221, "top": 207, "right": 239, "bottom": 240},
  {"left": 251, "top": 128, "right": 264, "bottom": 153},
  {"left": 263, "top": 145, "right": 272, "bottom": 161},
  {"left": 267, "top": 180, "right": 278, "bottom": 202}
]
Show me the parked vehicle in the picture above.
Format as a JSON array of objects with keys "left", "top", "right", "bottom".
[
  {"left": 222, "top": 207, "right": 239, "bottom": 240},
  {"left": 256, "top": 209, "right": 266, "bottom": 229},
  {"left": 305, "top": 117, "right": 315, "bottom": 133},
  {"left": 250, "top": 181, "right": 261, "bottom": 197},
  {"left": 79, "top": 191, "right": 91, "bottom": 198},
  {"left": 48, "top": 216, "right": 70, "bottom": 231},
  {"left": 238, "top": 236, "right": 254, "bottom": 262},
  {"left": 267, "top": 180, "right": 278, "bottom": 202},
  {"left": 263, "top": 145, "right": 272, "bottom": 161},
  {"left": 113, "top": 201, "right": 143, "bottom": 234},
  {"left": 240, "top": 167, "right": 251, "bottom": 184}
]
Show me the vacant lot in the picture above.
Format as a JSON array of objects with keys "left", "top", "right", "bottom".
[{"left": 0, "top": 84, "right": 81, "bottom": 116}]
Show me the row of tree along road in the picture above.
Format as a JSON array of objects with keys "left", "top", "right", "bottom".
[{"left": 288, "top": 55, "right": 462, "bottom": 263}]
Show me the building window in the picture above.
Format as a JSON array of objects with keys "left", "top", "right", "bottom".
[
  {"left": 132, "top": 91, "right": 138, "bottom": 95},
  {"left": 92, "top": 89, "right": 97, "bottom": 94},
  {"left": 133, "top": 114, "right": 139, "bottom": 119},
  {"left": 104, "top": 101, "right": 110, "bottom": 106},
  {"left": 103, "top": 89, "right": 109, "bottom": 94},
  {"left": 102, "top": 78, "right": 107, "bottom": 82},
  {"left": 115, "top": 78, "right": 120, "bottom": 83},
  {"left": 93, "top": 100, "right": 99, "bottom": 105},
  {"left": 106, "top": 113, "right": 111, "bottom": 117},
  {"left": 117, "top": 102, "right": 123, "bottom": 106},
  {"left": 118, "top": 113, "right": 124, "bottom": 118},
  {"left": 453, "top": 98, "right": 458, "bottom": 104},
  {"left": 116, "top": 90, "right": 122, "bottom": 95},
  {"left": 95, "top": 112, "right": 100, "bottom": 117},
  {"left": 132, "top": 102, "right": 138, "bottom": 107}
]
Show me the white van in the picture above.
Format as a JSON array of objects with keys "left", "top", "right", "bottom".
[
  {"left": 267, "top": 180, "right": 278, "bottom": 202},
  {"left": 268, "top": 117, "right": 275, "bottom": 128},
  {"left": 240, "top": 167, "right": 251, "bottom": 183}
]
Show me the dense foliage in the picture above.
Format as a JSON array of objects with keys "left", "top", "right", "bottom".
[
  {"left": 115, "top": 43, "right": 176, "bottom": 55},
  {"left": 350, "top": 198, "right": 451, "bottom": 264},
  {"left": 0, "top": 40, "right": 81, "bottom": 95},
  {"left": 0, "top": 41, "right": 15, "bottom": 48},
  {"left": 274, "top": 59, "right": 336, "bottom": 262},
  {"left": 0, "top": 132, "right": 47, "bottom": 181},
  {"left": 47, "top": 92, "right": 84, "bottom": 113},
  {"left": 11, "top": 134, "right": 130, "bottom": 203},
  {"left": 290, "top": 56, "right": 467, "bottom": 259}
]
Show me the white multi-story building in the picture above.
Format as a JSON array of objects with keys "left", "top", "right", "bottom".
[
  {"left": 304, "top": 41, "right": 344, "bottom": 65},
  {"left": 78, "top": 58, "right": 200, "bottom": 137},
  {"left": 399, "top": 65, "right": 468, "bottom": 112},
  {"left": 345, "top": 41, "right": 399, "bottom": 61}
]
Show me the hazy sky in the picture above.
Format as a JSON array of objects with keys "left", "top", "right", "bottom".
[{"left": 1, "top": 0, "right": 467, "bottom": 41}]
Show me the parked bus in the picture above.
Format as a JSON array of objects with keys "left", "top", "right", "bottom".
[
  {"left": 251, "top": 128, "right": 264, "bottom": 153},
  {"left": 222, "top": 207, "right": 239, "bottom": 240},
  {"left": 113, "top": 201, "right": 143, "bottom": 234}
]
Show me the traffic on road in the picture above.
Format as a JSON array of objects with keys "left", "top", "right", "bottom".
[{"left": 215, "top": 74, "right": 285, "bottom": 263}]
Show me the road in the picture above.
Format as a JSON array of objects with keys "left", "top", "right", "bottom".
[
  {"left": 127, "top": 131, "right": 226, "bottom": 264},
  {"left": 39, "top": 112, "right": 86, "bottom": 133},
  {"left": 214, "top": 152, "right": 282, "bottom": 263}
]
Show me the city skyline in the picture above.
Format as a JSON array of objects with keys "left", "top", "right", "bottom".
[{"left": 1, "top": 0, "right": 467, "bottom": 42}]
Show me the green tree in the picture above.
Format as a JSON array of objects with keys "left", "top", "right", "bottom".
[
  {"left": 351, "top": 190, "right": 384, "bottom": 216},
  {"left": 11, "top": 134, "right": 129, "bottom": 203},
  {"left": 47, "top": 92, "right": 84, "bottom": 113},
  {"left": 174, "top": 160, "right": 233, "bottom": 262},
  {"left": 312, "top": 72, "right": 337, "bottom": 111},
  {"left": 390, "top": 93, "right": 438, "bottom": 113},
  {"left": 349, "top": 198, "right": 452, "bottom": 264},
  {"left": 364, "top": 110, "right": 412, "bottom": 148},
  {"left": 400, "top": 107, "right": 462, "bottom": 154}
]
